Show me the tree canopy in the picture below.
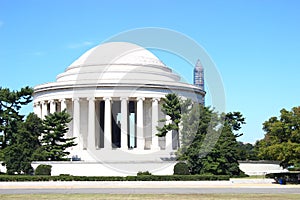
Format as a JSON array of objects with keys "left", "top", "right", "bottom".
[
  {"left": 257, "top": 106, "right": 300, "bottom": 168},
  {"left": 0, "top": 86, "right": 77, "bottom": 174},
  {"left": 236, "top": 142, "right": 259, "bottom": 161},
  {"left": 177, "top": 103, "right": 246, "bottom": 176},
  {"left": 156, "top": 93, "right": 182, "bottom": 137},
  {"left": 37, "top": 110, "right": 76, "bottom": 161},
  {"left": 3, "top": 113, "right": 43, "bottom": 174},
  {"left": 156, "top": 93, "right": 192, "bottom": 149},
  {"left": 0, "top": 86, "right": 33, "bottom": 149}
]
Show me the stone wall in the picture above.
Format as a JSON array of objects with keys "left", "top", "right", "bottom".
[
  {"left": 31, "top": 161, "right": 177, "bottom": 176},
  {"left": 239, "top": 161, "right": 288, "bottom": 176}
]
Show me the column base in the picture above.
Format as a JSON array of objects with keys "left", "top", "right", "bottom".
[
  {"left": 120, "top": 147, "right": 129, "bottom": 151},
  {"left": 150, "top": 145, "right": 161, "bottom": 151}
]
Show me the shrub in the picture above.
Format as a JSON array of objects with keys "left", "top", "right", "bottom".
[
  {"left": 137, "top": 171, "right": 152, "bottom": 176},
  {"left": 0, "top": 174, "right": 230, "bottom": 181},
  {"left": 34, "top": 164, "right": 52, "bottom": 176},
  {"left": 174, "top": 162, "right": 190, "bottom": 175}
]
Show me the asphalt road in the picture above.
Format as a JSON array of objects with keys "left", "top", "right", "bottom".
[{"left": 0, "top": 187, "right": 300, "bottom": 194}]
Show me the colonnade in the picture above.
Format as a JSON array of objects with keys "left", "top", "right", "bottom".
[{"left": 33, "top": 97, "right": 176, "bottom": 151}]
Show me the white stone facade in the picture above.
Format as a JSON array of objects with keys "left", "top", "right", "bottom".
[{"left": 33, "top": 42, "right": 205, "bottom": 175}]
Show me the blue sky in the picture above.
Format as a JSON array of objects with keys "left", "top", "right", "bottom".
[{"left": 0, "top": 0, "right": 299, "bottom": 143}]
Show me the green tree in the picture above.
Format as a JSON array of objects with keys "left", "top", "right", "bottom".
[
  {"left": 236, "top": 142, "right": 259, "bottom": 161},
  {"left": 3, "top": 113, "right": 43, "bottom": 174},
  {"left": 38, "top": 110, "right": 76, "bottom": 161},
  {"left": 178, "top": 105, "right": 246, "bottom": 176},
  {"left": 258, "top": 107, "right": 300, "bottom": 168},
  {"left": 0, "top": 86, "right": 33, "bottom": 149},
  {"left": 156, "top": 94, "right": 181, "bottom": 137},
  {"left": 176, "top": 104, "right": 214, "bottom": 161},
  {"left": 156, "top": 93, "right": 191, "bottom": 148}
]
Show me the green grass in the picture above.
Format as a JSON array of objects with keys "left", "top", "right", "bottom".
[
  {"left": 0, "top": 194, "right": 300, "bottom": 200},
  {"left": 231, "top": 175, "right": 267, "bottom": 179}
]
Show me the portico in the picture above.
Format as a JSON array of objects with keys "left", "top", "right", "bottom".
[{"left": 34, "top": 96, "right": 172, "bottom": 151}]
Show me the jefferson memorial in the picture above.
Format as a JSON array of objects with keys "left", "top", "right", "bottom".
[{"left": 32, "top": 42, "right": 205, "bottom": 176}]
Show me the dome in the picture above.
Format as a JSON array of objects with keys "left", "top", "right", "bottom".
[
  {"left": 34, "top": 41, "right": 204, "bottom": 96},
  {"left": 56, "top": 42, "right": 181, "bottom": 84}
]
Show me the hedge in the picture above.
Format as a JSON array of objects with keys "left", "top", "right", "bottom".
[{"left": 0, "top": 174, "right": 230, "bottom": 182}]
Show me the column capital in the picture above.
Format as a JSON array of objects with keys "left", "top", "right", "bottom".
[
  {"left": 103, "top": 97, "right": 112, "bottom": 101},
  {"left": 120, "top": 97, "right": 128, "bottom": 101},
  {"left": 41, "top": 100, "right": 48, "bottom": 105},
  {"left": 136, "top": 97, "right": 145, "bottom": 101},
  {"left": 60, "top": 98, "right": 67, "bottom": 112},
  {"left": 152, "top": 97, "right": 160, "bottom": 102},
  {"left": 87, "top": 97, "right": 95, "bottom": 101},
  {"left": 33, "top": 102, "right": 40, "bottom": 106},
  {"left": 72, "top": 97, "right": 80, "bottom": 102},
  {"left": 59, "top": 98, "right": 67, "bottom": 102},
  {"left": 49, "top": 99, "right": 56, "bottom": 114}
]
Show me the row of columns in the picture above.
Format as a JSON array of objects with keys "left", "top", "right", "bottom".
[
  {"left": 34, "top": 97, "right": 175, "bottom": 151},
  {"left": 34, "top": 99, "right": 68, "bottom": 119}
]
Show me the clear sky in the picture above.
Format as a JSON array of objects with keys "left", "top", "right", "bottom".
[{"left": 0, "top": 0, "right": 299, "bottom": 143}]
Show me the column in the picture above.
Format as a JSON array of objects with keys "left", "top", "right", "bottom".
[
  {"left": 151, "top": 98, "right": 160, "bottom": 150},
  {"left": 33, "top": 102, "right": 41, "bottom": 117},
  {"left": 88, "top": 97, "right": 96, "bottom": 150},
  {"left": 60, "top": 98, "right": 67, "bottom": 111},
  {"left": 165, "top": 115, "right": 173, "bottom": 151},
  {"left": 73, "top": 98, "right": 80, "bottom": 147},
  {"left": 104, "top": 97, "right": 112, "bottom": 149},
  {"left": 136, "top": 97, "right": 145, "bottom": 150},
  {"left": 121, "top": 97, "right": 128, "bottom": 150},
  {"left": 41, "top": 101, "right": 48, "bottom": 119},
  {"left": 33, "top": 102, "right": 37, "bottom": 115},
  {"left": 49, "top": 100, "right": 56, "bottom": 114}
]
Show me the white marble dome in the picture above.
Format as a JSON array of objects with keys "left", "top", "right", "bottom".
[
  {"left": 56, "top": 42, "right": 181, "bottom": 86},
  {"left": 35, "top": 42, "right": 203, "bottom": 96}
]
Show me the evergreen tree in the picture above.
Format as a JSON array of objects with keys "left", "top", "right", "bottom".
[
  {"left": 3, "top": 113, "right": 43, "bottom": 174},
  {"left": 178, "top": 104, "right": 246, "bottom": 176},
  {"left": 156, "top": 93, "right": 191, "bottom": 148},
  {"left": 236, "top": 142, "right": 259, "bottom": 161},
  {"left": 156, "top": 94, "right": 181, "bottom": 136},
  {"left": 0, "top": 86, "right": 33, "bottom": 149},
  {"left": 39, "top": 110, "right": 76, "bottom": 161}
]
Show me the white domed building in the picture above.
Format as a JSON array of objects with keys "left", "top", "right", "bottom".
[{"left": 32, "top": 42, "right": 205, "bottom": 176}]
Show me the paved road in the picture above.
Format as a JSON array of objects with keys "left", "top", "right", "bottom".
[
  {"left": 1, "top": 181, "right": 300, "bottom": 194},
  {"left": 1, "top": 187, "right": 300, "bottom": 194}
]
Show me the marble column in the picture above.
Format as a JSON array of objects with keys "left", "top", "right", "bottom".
[
  {"left": 120, "top": 97, "right": 128, "bottom": 150},
  {"left": 104, "top": 97, "right": 112, "bottom": 149},
  {"left": 151, "top": 98, "right": 160, "bottom": 150},
  {"left": 87, "top": 97, "right": 96, "bottom": 150},
  {"left": 33, "top": 102, "right": 41, "bottom": 118},
  {"left": 73, "top": 98, "right": 80, "bottom": 146},
  {"left": 41, "top": 101, "right": 48, "bottom": 119},
  {"left": 60, "top": 98, "right": 67, "bottom": 111},
  {"left": 136, "top": 97, "right": 145, "bottom": 150},
  {"left": 49, "top": 100, "right": 56, "bottom": 114}
]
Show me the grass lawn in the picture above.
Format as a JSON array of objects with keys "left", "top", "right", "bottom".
[
  {"left": 231, "top": 175, "right": 267, "bottom": 179},
  {"left": 0, "top": 194, "right": 300, "bottom": 200}
]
